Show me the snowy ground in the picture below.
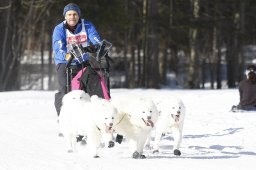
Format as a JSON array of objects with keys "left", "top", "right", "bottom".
[{"left": 0, "top": 89, "right": 255, "bottom": 170}]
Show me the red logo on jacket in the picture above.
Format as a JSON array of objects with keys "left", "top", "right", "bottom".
[{"left": 67, "top": 34, "right": 87, "bottom": 44}]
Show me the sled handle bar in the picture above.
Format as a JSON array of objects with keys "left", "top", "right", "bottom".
[{"left": 66, "top": 40, "right": 112, "bottom": 68}]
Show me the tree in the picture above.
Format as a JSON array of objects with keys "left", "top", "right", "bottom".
[
  {"left": 187, "top": 0, "right": 200, "bottom": 88},
  {"left": 1, "top": 0, "right": 256, "bottom": 90}
]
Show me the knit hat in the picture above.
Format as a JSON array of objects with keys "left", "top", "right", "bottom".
[
  {"left": 63, "top": 3, "right": 81, "bottom": 17},
  {"left": 246, "top": 64, "right": 256, "bottom": 72},
  {"left": 245, "top": 64, "right": 256, "bottom": 79}
]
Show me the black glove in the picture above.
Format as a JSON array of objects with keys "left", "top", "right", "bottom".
[{"left": 84, "top": 44, "right": 99, "bottom": 53}]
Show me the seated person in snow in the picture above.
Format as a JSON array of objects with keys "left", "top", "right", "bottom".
[{"left": 232, "top": 64, "right": 256, "bottom": 111}]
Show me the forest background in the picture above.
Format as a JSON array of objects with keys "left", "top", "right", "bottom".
[{"left": 1, "top": 0, "right": 256, "bottom": 91}]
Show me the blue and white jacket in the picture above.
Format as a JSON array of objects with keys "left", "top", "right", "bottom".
[{"left": 52, "top": 19, "right": 101, "bottom": 65}]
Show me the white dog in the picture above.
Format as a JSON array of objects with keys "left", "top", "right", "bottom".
[
  {"left": 59, "top": 90, "right": 117, "bottom": 158},
  {"left": 112, "top": 96, "right": 158, "bottom": 159},
  {"left": 149, "top": 97, "right": 185, "bottom": 156},
  {"left": 87, "top": 95, "right": 117, "bottom": 155},
  {"left": 58, "top": 90, "right": 91, "bottom": 152}
]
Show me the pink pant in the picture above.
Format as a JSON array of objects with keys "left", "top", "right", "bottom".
[{"left": 71, "top": 68, "right": 110, "bottom": 100}]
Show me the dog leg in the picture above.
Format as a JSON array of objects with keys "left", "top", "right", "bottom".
[
  {"left": 172, "top": 126, "right": 182, "bottom": 156},
  {"left": 87, "top": 140, "right": 100, "bottom": 157},
  {"left": 65, "top": 133, "right": 77, "bottom": 153},
  {"left": 101, "top": 131, "right": 114, "bottom": 148},
  {"left": 129, "top": 139, "right": 138, "bottom": 156},
  {"left": 144, "top": 130, "right": 153, "bottom": 149},
  {"left": 132, "top": 151, "right": 147, "bottom": 159},
  {"left": 137, "top": 129, "right": 150, "bottom": 153},
  {"left": 87, "top": 129, "right": 102, "bottom": 158},
  {"left": 152, "top": 129, "right": 163, "bottom": 153}
]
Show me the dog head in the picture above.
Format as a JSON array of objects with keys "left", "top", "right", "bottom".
[
  {"left": 62, "top": 90, "right": 91, "bottom": 105},
  {"left": 156, "top": 98, "right": 185, "bottom": 123},
  {"left": 128, "top": 98, "right": 158, "bottom": 128},
  {"left": 91, "top": 95, "right": 118, "bottom": 133}
]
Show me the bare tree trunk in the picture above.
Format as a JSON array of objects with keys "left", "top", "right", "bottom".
[
  {"left": 137, "top": 42, "right": 142, "bottom": 86},
  {"left": 187, "top": 0, "right": 200, "bottom": 88},
  {"left": 123, "top": 33, "right": 129, "bottom": 88},
  {"left": 146, "top": 0, "right": 159, "bottom": 88},
  {"left": 201, "top": 58, "right": 206, "bottom": 89},
  {"left": 48, "top": 35, "right": 53, "bottom": 90},
  {"left": 161, "top": 43, "right": 168, "bottom": 84},
  {"left": 211, "top": 26, "right": 217, "bottom": 89},
  {"left": 216, "top": 35, "right": 222, "bottom": 89},
  {"left": 226, "top": 40, "right": 236, "bottom": 88},
  {"left": 225, "top": 3, "right": 238, "bottom": 88},
  {"left": 123, "top": 0, "right": 129, "bottom": 88},
  {"left": 238, "top": 0, "right": 245, "bottom": 81},
  {"left": 0, "top": 0, "right": 12, "bottom": 91},
  {"left": 212, "top": 1, "right": 222, "bottom": 89},
  {"left": 142, "top": 0, "right": 148, "bottom": 87},
  {"left": 40, "top": 19, "right": 45, "bottom": 90},
  {"left": 129, "top": 44, "right": 135, "bottom": 88}
]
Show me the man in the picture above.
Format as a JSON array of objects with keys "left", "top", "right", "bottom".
[
  {"left": 232, "top": 64, "right": 256, "bottom": 111},
  {"left": 52, "top": 3, "right": 101, "bottom": 117}
]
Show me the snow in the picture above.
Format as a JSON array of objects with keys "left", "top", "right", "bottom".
[{"left": 0, "top": 89, "right": 255, "bottom": 170}]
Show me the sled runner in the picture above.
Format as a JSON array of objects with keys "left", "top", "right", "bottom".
[{"left": 65, "top": 40, "right": 113, "bottom": 100}]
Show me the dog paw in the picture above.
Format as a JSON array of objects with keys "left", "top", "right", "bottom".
[
  {"left": 132, "top": 151, "right": 147, "bottom": 159},
  {"left": 58, "top": 133, "right": 64, "bottom": 137},
  {"left": 76, "top": 135, "right": 87, "bottom": 145},
  {"left": 132, "top": 151, "right": 140, "bottom": 159},
  {"left": 152, "top": 150, "right": 159, "bottom": 154},
  {"left": 76, "top": 135, "right": 84, "bottom": 142},
  {"left": 108, "top": 141, "right": 115, "bottom": 148},
  {"left": 80, "top": 140, "right": 87, "bottom": 145},
  {"left": 67, "top": 149, "right": 73, "bottom": 153},
  {"left": 174, "top": 149, "right": 181, "bottom": 156},
  {"left": 140, "top": 154, "right": 147, "bottom": 159}
]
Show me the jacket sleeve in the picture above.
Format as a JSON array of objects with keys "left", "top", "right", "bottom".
[
  {"left": 86, "top": 21, "right": 102, "bottom": 45},
  {"left": 52, "top": 24, "right": 67, "bottom": 64}
]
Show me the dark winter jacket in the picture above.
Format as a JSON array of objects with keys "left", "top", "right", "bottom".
[{"left": 238, "top": 79, "right": 256, "bottom": 109}]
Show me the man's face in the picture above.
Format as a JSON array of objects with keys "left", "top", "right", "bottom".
[{"left": 65, "top": 10, "right": 79, "bottom": 27}]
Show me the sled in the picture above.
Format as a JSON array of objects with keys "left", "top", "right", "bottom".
[{"left": 65, "top": 40, "right": 113, "bottom": 100}]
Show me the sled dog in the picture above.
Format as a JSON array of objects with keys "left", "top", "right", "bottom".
[
  {"left": 112, "top": 96, "right": 158, "bottom": 159},
  {"left": 59, "top": 90, "right": 117, "bottom": 157},
  {"left": 149, "top": 97, "right": 185, "bottom": 156}
]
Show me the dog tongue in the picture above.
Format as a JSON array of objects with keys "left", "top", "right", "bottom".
[
  {"left": 146, "top": 120, "right": 154, "bottom": 127},
  {"left": 142, "top": 118, "right": 154, "bottom": 127},
  {"left": 171, "top": 114, "right": 179, "bottom": 122},
  {"left": 105, "top": 126, "right": 113, "bottom": 133}
]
